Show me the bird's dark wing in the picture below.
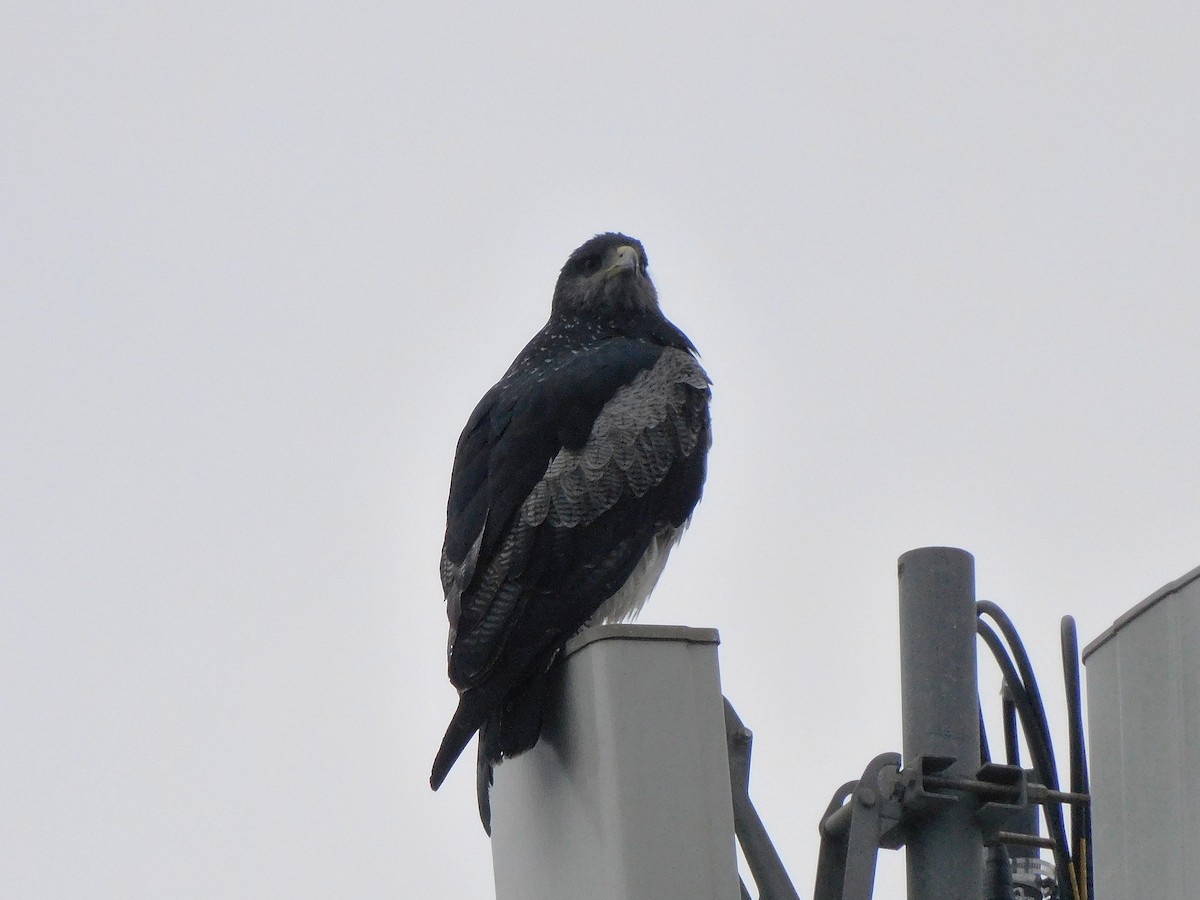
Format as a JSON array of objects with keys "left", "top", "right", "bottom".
[{"left": 439, "top": 341, "right": 710, "bottom": 691}]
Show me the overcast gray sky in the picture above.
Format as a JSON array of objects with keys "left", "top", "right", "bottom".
[{"left": 4, "top": 2, "right": 1198, "bottom": 897}]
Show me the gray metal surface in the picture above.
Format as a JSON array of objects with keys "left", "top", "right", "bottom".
[
  {"left": 724, "top": 699, "right": 801, "bottom": 900},
  {"left": 1082, "top": 564, "right": 1200, "bottom": 897},
  {"left": 489, "top": 623, "right": 738, "bottom": 900},
  {"left": 897, "top": 547, "right": 984, "bottom": 900}
]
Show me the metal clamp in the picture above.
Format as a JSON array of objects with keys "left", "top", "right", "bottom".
[{"left": 813, "top": 752, "right": 902, "bottom": 900}]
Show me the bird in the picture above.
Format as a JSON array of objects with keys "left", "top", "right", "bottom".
[{"left": 430, "top": 232, "right": 712, "bottom": 833}]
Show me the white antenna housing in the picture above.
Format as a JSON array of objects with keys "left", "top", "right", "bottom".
[
  {"left": 1084, "top": 564, "right": 1200, "bottom": 895},
  {"left": 489, "top": 624, "right": 739, "bottom": 900}
]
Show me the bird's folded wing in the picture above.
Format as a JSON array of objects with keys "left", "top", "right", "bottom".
[{"left": 441, "top": 343, "right": 710, "bottom": 688}]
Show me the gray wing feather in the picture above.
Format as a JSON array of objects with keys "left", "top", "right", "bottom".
[
  {"left": 537, "top": 348, "right": 709, "bottom": 527},
  {"left": 443, "top": 348, "right": 710, "bottom": 683}
]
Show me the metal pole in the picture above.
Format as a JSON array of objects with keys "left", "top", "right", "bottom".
[{"left": 898, "top": 547, "right": 983, "bottom": 900}]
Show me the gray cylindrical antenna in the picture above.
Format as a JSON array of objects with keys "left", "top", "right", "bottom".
[{"left": 898, "top": 546, "right": 983, "bottom": 900}]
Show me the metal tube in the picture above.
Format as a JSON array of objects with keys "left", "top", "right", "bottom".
[
  {"left": 723, "top": 700, "right": 801, "bottom": 900},
  {"left": 898, "top": 547, "right": 983, "bottom": 900}
]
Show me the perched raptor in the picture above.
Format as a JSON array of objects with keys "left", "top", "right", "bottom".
[{"left": 430, "top": 232, "right": 712, "bottom": 832}]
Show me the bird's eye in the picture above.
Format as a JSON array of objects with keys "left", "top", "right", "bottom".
[{"left": 578, "top": 255, "right": 600, "bottom": 275}]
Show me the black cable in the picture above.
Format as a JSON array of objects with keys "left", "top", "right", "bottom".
[
  {"left": 979, "top": 601, "right": 1076, "bottom": 898},
  {"left": 978, "top": 600, "right": 1062, "bottom": 792},
  {"left": 1061, "top": 616, "right": 1093, "bottom": 900},
  {"left": 976, "top": 619, "right": 1073, "bottom": 894},
  {"left": 1001, "top": 683, "right": 1020, "bottom": 766},
  {"left": 979, "top": 701, "right": 992, "bottom": 764}
]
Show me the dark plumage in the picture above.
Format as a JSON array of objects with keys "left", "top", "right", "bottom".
[{"left": 430, "top": 233, "right": 712, "bottom": 832}]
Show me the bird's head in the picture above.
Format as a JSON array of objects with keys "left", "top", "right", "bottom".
[{"left": 551, "top": 232, "right": 659, "bottom": 319}]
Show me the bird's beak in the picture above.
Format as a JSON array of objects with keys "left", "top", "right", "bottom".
[{"left": 604, "top": 244, "right": 641, "bottom": 278}]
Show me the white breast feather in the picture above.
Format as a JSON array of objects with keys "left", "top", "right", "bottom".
[{"left": 587, "top": 520, "right": 689, "bottom": 626}]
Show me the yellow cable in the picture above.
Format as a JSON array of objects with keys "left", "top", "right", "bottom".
[
  {"left": 1079, "top": 839, "right": 1088, "bottom": 900},
  {"left": 1066, "top": 853, "right": 1081, "bottom": 900}
]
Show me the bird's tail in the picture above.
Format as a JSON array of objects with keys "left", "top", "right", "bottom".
[
  {"left": 477, "top": 731, "right": 495, "bottom": 836},
  {"left": 430, "top": 696, "right": 483, "bottom": 791}
]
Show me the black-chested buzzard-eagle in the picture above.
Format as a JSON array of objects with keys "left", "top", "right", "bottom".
[{"left": 430, "top": 232, "right": 712, "bottom": 832}]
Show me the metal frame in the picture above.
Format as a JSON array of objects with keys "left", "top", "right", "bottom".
[
  {"left": 724, "top": 699, "right": 801, "bottom": 900},
  {"left": 809, "top": 548, "right": 1090, "bottom": 900}
]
